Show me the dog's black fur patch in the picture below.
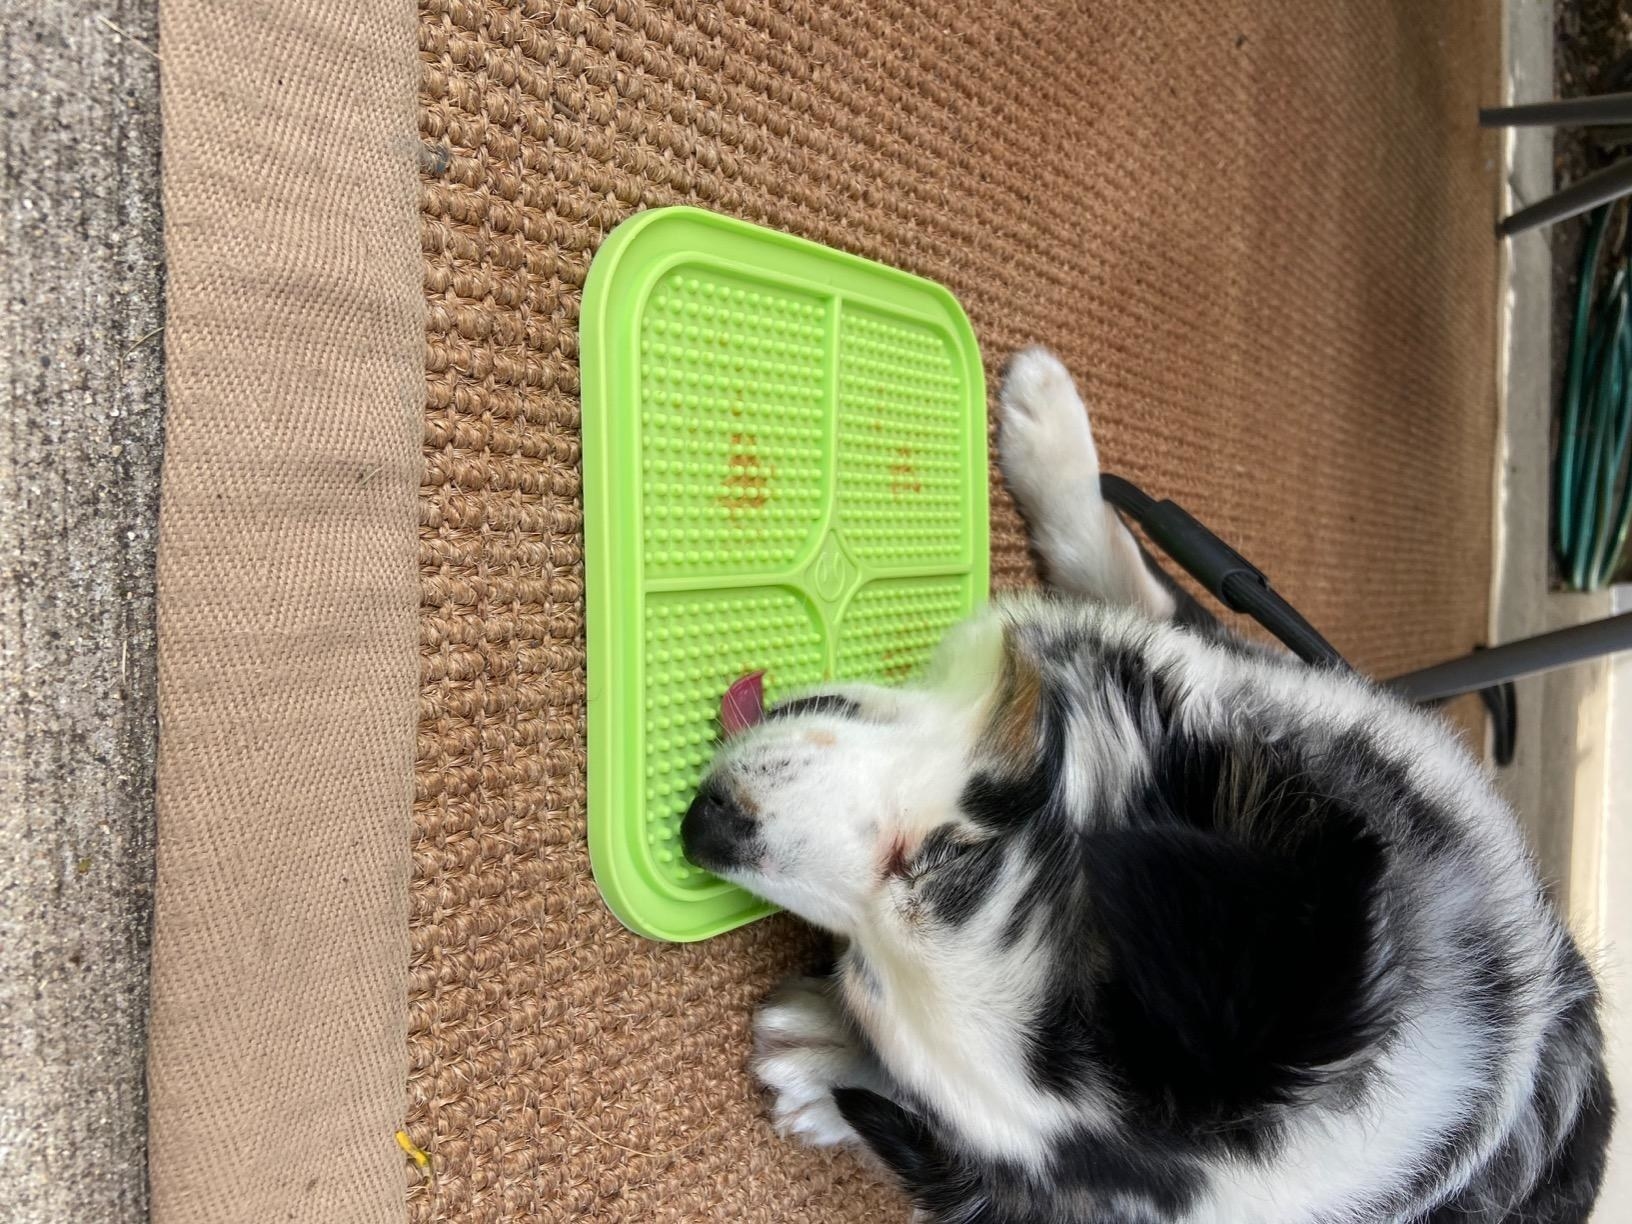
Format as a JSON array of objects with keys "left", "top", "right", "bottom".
[
  {"left": 915, "top": 832, "right": 1004, "bottom": 929},
  {"left": 765, "top": 694, "right": 862, "bottom": 722},
  {"left": 835, "top": 1088, "right": 1209, "bottom": 1224},
  {"left": 1004, "top": 730, "right": 1395, "bottom": 1154}
]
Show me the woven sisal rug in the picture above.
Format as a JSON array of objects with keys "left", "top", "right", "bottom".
[{"left": 409, "top": 2, "right": 1499, "bottom": 1219}]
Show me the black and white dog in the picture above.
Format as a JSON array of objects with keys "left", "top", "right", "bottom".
[{"left": 681, "top": 350, "right": 1614, "bottom": 1223}]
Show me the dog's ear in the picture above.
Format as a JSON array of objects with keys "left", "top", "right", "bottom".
[
  {"left": 986, "top": 625, "right": 1047, "bottom": 762},
  {"left": 957, "top": 628, "right": 1064, "bottom": 832},
  {"left": 830, "top": 1088, "right": 949, "bottom": 1191}
]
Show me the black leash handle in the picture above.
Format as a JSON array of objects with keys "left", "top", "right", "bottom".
[{"left": 1099, "top": 474, "right": 1350, "bottom": 670}]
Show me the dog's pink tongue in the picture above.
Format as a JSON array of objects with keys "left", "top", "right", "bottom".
[{"left": 720, "top": 671, "right": 766, "bottom": 737}]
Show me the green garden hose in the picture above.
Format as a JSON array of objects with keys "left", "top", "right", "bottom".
[{"left": 1556, "top": 199, "right": 1632, "bottom": 591}]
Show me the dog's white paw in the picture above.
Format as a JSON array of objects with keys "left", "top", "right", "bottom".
[
  {"left": 998, "top": 346, "right": 1100, "bottom": 516},
  {"left": 752, "top": 977, "right": 866, "bottom": 1148},
  {"left": 997, "top": 347, "right": 1174, "bottom": 614}
]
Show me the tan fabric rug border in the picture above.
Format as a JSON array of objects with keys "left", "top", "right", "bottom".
[{"left": 147, "top": 2, "right": 425, "bottom": 1221}]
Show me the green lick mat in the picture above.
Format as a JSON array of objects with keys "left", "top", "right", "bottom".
[{"left": 582, "top": 207, "right": 988, "bottom": 942}]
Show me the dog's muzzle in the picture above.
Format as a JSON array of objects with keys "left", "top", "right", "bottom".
[{"left": 681, "top": 779, "right": 762, "bottom": 872}]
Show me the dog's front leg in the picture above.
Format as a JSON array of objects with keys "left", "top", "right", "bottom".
[
  {"left": 999, "top": 347, "right": 1178, "bottom": 619},
  {"left": 751, "top": 975, "right": 890, "bottom": 1148}
]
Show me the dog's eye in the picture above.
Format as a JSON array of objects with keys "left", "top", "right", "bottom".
[
  {"left": 765, "top": 694, "right": 861, "bottom": 721},
  {"left": 904, "top": 826, "right": 973, "bottom": 881}
]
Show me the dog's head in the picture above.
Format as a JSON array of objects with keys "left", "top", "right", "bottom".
[{"left": 680, "top": 606, "right": 1035, "bottom": 938}]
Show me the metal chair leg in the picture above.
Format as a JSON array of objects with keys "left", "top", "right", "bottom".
[
  {"left": 1481, "top": 681, "right": 1518, "bottom": 768},
  {"left": 1495, "top": 156, "right": 1632, "bottom": 237},
  {"left": 1384, "top": 611, "right": 1632, "bottom": 702},
  {"left": 1479, "top": 91, "right": 1632, "bottom": 128}
]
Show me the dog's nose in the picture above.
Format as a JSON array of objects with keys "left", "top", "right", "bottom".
[{"left": 681, "top": 780, "right": 760, "bottom": 871}]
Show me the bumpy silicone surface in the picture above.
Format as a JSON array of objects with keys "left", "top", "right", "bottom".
[{"left": 583, "top": 208, "right": 988, "bottom": 941}]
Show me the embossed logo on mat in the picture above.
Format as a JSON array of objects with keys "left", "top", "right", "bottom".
[{"left": 809, "top": 531, "right": 856, "bottom": 605}]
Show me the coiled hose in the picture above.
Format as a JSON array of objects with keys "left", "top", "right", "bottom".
[{"left": 1556, "top": 198, "right": 1632, "bottom": 590}]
